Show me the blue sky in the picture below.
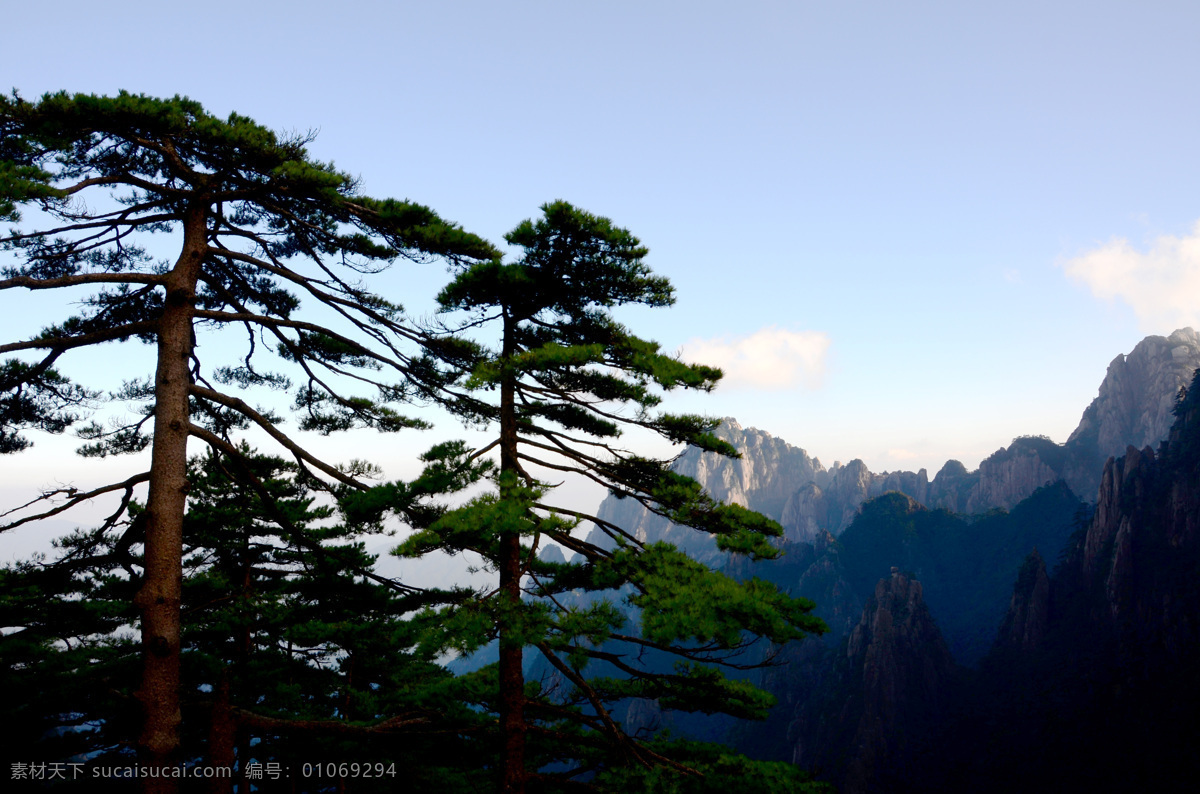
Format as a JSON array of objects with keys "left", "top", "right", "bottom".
[{"left": 4, "top": 0, "right": 1200, "bottom": 540}]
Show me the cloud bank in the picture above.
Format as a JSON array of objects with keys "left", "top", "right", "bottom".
[
  {"left": 680, "top": 327, "right": 830, "bottom": 390},
  {"left": 1063, "top": 221, "right": 1200, "bottom": 331}
]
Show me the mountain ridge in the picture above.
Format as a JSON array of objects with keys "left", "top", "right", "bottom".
[
  {"left": 587, "top": 329, "right": 1200, "bottom": 792},
  {"left": 588, "top": 328, "right": 1200, "bottom": 556}
]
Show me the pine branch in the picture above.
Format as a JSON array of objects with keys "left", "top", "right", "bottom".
[
  {"left": 0, "top": 471, "right": 151, "bottom": 532},
  {"left": 187, "top": 388, "right": 367, "bottom": 491}
]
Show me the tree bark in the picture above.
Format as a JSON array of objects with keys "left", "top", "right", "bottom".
[
  {"left": 497, "top": 310, "right": 527, "bottom": 794},
  {"left": 207, "top": 673, "right": 236, "bottom": 794},
  {"left": 135, "top": 202, "right": 206, "bottom": 793}
]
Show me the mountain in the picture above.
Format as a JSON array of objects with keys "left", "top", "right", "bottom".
[
  {"left": 588, "top": 328, "right": 1200, "bottom": 556},
  {"left": 994, "top": 548, "right": 1050, "bottom": 653},
  {"left": 1060, "top": 326, "right": 1200, "bottom": 499},
  {"left": 833, "top": 483, "right": 1083, "bottom": 665},
  {"left": 582, "top": 330, "right": 1200, "bottom": 791},
  {"left": 810, "top": 572, "right": 955, "bottom": 794},
  {"left": 945, "top": 365, "right": 1200, "bottom": 792},
  {"left": 763, "top": 365, "right": 1200, "bottom": 793},
  {"left": 590, "top": 420, "right": 830, "bottom": 562}
]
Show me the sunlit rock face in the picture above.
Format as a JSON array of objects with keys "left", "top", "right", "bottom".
[
  {"left": 673, "top": 418, "right": 830, "bottom": 519},
  {"left": 588, "top": 418, "right": 831, "bottom": 561},
  {"left": 779, "top": 483, "right": 828, "bottom": 545},
  {"left": 1063, "top": 327, "right": 1200, "bottom": 500},
  {"left": 780, "top": 462, "right": 930, "bottom": 543},
  {"left": 930, "top": 328, "right": 1200, "bottom": 509},
  {"left": 964, "top": 445, "right": 1060, "bottom": 513}
]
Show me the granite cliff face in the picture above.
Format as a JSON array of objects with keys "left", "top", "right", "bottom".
[
  {"left": 780, "top": 462, "right": 931, "bottom": 543},
  {"left": 951, "top": 325, "right": 1200, "bottom": 508},
  {"left": 780, "top": 370, "right": 1200, "bottom": 792},
  {"left": 1074, "top": 403, "right": 1200, "bottom": 651},
  {"left": 1063, "top": 327, "right": 1200, "bottom": 500},
  {"left": 791, "top": 572, "right": 955, "bottom": 794},
  {"left": 964, "top": 443, "right": 1061, "bottom": 513},
  {"left": 946, "top": 366, "right": 1200, "bottom": 792},
  {"left": 589, "top": 419, "right": 830, "bottom": 560},
  {"left": 674, "top": 418, "right": 830, "bottom": 517},
  {"left": 995, "top": 549, "right": 1050, "bottom": 654}
]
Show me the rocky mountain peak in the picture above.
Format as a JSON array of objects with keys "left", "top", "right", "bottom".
[
  {"left": 673, "top": 418, "right": 828, "bottom": 518},
  {"left": 537, "top": 544, "right": 567, "bottom": 565},
  {"left": 1064, "top": 327, "right": 1200, "bottom": 498},
  {"left": 588, "top": 330, "right": 1200, "bottom": 555},
  {"left": 996, "top": 548, "right": 1050, "bottom": 654},
  {"left": 824, "top": 572, "right": 955, "bottom": 793},
  {"left": 587, "top": 418, "right": 828, "bottom": 561},
  {"left": 845, "top": 572, "right": 952, "bottom": 674}
]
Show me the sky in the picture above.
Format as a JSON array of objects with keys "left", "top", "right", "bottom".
[{"left": 4, "top": 0, "right": 1200, "bottom": 558}]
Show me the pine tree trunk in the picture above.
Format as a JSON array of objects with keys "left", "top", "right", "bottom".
[
  {"left": 135, "top": 203, "right": 206, "bottom": 793},
  {"left": 234, "top": 549, "right": 252, "bottom": 794},
  {"left": 498, "top": 311, "right": 527, "bottom": 794},
  {"left": 236, "top": 734, "right": 252, "bottom": 794},
  {"left": 208, "top": 672, "right": 236, "bottom": 794}
]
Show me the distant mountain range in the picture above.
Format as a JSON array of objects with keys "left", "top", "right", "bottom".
[
  {"left": 589, "top": 327, "right": 1200, "bottom": 557},
  {"left": 581, "top": 328, "right": 1200, "bottom": 792}
]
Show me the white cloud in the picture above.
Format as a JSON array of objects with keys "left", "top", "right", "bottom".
[
  {"left": 680, "top": 327, "right": 830, "bottom": 390},
  {"left": 1062, "top": 221, "right": 1200, "bottom": 331}
]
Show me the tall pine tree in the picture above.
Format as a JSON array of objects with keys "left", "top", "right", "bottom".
[
  {"left": 0, "top": 90, "right": 495, "bottom": 788},
  {"left": 357, "top": 201, "right": 828, "bottom": 792}
]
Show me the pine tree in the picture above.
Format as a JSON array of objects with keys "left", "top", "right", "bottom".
[
  {"left": 178, "top": 446, "right": 475, "bottom": 793},
  {"left": 0, "top": 90, "right": 495, "bottom": 788},
  {"left": 0, "top": 516, "right": 141, "bottom": 782},
  {"left": 2, "top": 445, "right": 483, "bottom": 792},
  {"left": 355, "top": 201, "right": 828, "bottom": 792}
]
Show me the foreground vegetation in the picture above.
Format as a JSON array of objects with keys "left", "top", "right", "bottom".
[{"left": 1, "top": 91, "right": 830, "bottom": 793}]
